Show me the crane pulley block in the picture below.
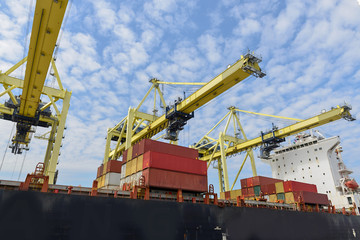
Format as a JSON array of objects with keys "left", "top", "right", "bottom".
[
  {"left": 259, "top": 124, "right": 285, "bottom": 159},
  {"left": 165, "top": 99, "right": 194, "bottom": 141}
]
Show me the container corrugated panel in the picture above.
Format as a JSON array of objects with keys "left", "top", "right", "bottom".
[
  {"left": 142, "top": 151, "right": 207, "bottom": 176},
  {"left": 230, "top": 189, "right": 242, "bottom": 199},
  {"left": 284, "top": 181, "right": 318, "bottom": 193},
  {"left": 220, "top": 192, "right": 225, "bottom": 199},
  {"left": 125, "top": 160, "right": 132, "bottom": 177},
  {"left": 246, "top": 178, "right": 253, "bottom": 187},
  {"left": 254, "top": 186, "right": 261, "bottom": 196},
  {"left": 138, "top": 139, "right": 199, "bottom": 159},
  {"left": 97, "top": 165, "right": 103, "bottom": 178},
  {"left": 293, "top": 191, "right": 329, "bottom": 205},
  {"left": 120, "top": 164, "right": 126, "bottom": 179},
  {"left": 269, "top": 194, "right": 277, "bottom": 202},
  {"left": 240, "top": 178, "right": 247, "bottom": 188},
  {"left": 142, "top": 168, "right": 208, "bottom": 192},
  {"left": 285, "top": 192, "right": 295, "bottom": 203},
  {"left": 99, "top": 175, "right": 105, "bottom": 188},
  {"left": 127, "top": 146, "right": 133, "bottom": 161},
  {"left": 131, "top": 157, "right": 137, "bottom": 175},
  {"left": 261, "top": 184, "right": 269, "bottom": 195},
  {"left": 277, "top": 193, "right": 285, "bottom": 201},
  {"left": 136, "top": 155, "right": 143, "bottom": 172},
  {"left": 106, "top": 160, "right": 122, "bottom": 173},
  {"left": 266, "top": 183, "right": 276, "bottom": 195},
  {"left": 275, "top": 182, "right": 285, "bottom": 193},
  {"left": 132, "top": 143, "right": 139, "bottom": 159},
  {"left": 102, "top": 162, "right": 107, "bottom": 175},
  {"left": 241, "top": 188, "right": 248, "bottom": 197},
  {"left": 122, "top": 149, "right": 128, "bottom": 162},
  {"left": 225, "top": 191, "right": 231, "bottom": 200},
  {"left": 252, "top": 176, "right": 283, "bottom": 186},
  {"left": 105, "top": 172, "right": 122, "bottom": 186},
  {"left": 247, "top": 187, "right": 255, "bottom": 197}
]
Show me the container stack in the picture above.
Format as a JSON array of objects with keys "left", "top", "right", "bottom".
[
  {"left": 96, "top": 160, "right": 123, "bottom": 189},
  {"left": 240, "top": 176, "right": 283, "bottom": 201},
  {"left": 119, "top": 139, "right": 208, "bottom": 192},
  {"left": 231, "top": 176, "right": 329, "bottom": 206}
]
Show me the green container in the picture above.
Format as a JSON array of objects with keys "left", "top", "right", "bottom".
[
  {"left": 254, "top": 186, "right": 261, "bottom": 196},
  {"left": 277, "top": 193, "right": 285, "bottom": 200}
]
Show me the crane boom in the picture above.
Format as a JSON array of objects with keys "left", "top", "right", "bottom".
[
  {"left": 0, "top": 0, "right": 70, "bottom": 183},
  {"left": 106, "top": 52, "right": 266, "bottom": 161},
  {"left": 199, "top": 105, "right": 355, "bottom": 162},
  {"left": 20, "top": 0, "right": 68, "bottom": 118}
]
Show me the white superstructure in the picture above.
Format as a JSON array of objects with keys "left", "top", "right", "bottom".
[{"left": 262, "top": 131, "right": 360, "bottom": 213}]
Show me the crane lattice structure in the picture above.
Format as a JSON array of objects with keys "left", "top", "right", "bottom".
[
  {"left": 193, "top": 105, "right": 355, "bottom": 192},
  {"left": 103, "top": 51, "right": 266, "bottom": 164},
  {"left": 0, "top": 0, "right": 70, "bottom": 184}
]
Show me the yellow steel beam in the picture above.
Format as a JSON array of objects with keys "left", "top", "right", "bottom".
[
  {"left": 19, "top": 0, "right": 68, "bottom": 118},
  {"left": 156, "top": 81, "right": 206, "bottom": 85},
  {"left": 0, "top": 74, "right": 65, "bottom": 98},
  {"left": 234, "top": 109, "right": 303, "bottom": 121},
  {"left": 4, "top": 57, "right": 27, "bottom": 76},
  {"left": 200, "top": 105, "right": 354, "bottom": 161}
]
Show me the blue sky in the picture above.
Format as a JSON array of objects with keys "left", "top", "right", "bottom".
[{"left": 0, "top": 0, "right": 360, "bottom": 193}]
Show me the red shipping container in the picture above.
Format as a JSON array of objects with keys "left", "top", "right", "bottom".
[
  {"left": 122, "top": 150, "right": 128, "bottom": 162},
  {"left": 96, "top": 165, "right": 103, "bottom": 178},
  {"left": 260, "top": 184, "right": 269, "bottom": 195},
  {"left": 247, "top": 187, "right": 255, "bottom": 197},
  {"left": 252, "top": 176, "right": 283, "bottom": 186},
  {"left": 142, "top": 151, "right": 207, "bottom": 176},
  {"left": 284, "top": 181, "right": 317, "bottom": 193},
  {"left": 241, "top": 188, "right": 248, "bottom": 196},
  {"left": 138, "top": 139, "right": 198, "bottom": 159},
  {"left": 106, "top": 160, "right": 122, "bottom": 173},
  {"left": 240, "top": 179, "right": 247, "bottom": 188},
  {"left": 132, "top": 143, "right": 139, "bottom": 159},
  {"left": 293, "top": 191, "right": 329, "bottom": 205},
  {"left": 225, "top": 191, "right": 231, "bottom": 200},
  {"left": 247, "top": 178, "right": 254, "bottom": 187},
  {"left": 142, "top": 168, "right": 208, "bottom": 192},
  {"left": 264, "top": 183, "right": 276, "bottom": 195}
]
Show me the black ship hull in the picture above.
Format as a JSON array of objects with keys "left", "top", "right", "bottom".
[{"left": 0, "top": 189, "right": 359, "bottom": 240}]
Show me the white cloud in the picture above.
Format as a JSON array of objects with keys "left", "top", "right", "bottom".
[{"left": 92, "top": 0, "right": 117, "bottom": 31}]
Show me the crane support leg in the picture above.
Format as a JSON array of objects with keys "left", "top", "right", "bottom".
[
  {"left": 248, "top": 149, "right": 257, "bottom": 176},
  {"left": 219, "top": 132, "right": 229, "bottom": 191},
  {"left": 46, "top": 91, "right": 71, "bottom": 184}
]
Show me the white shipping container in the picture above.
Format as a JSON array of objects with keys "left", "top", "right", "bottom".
[
  {"left": 120, "top": 163, "right": 126, "bottom": 179},
  {"left": 105, "top": 172, "right": 122, "bottom": 186}
]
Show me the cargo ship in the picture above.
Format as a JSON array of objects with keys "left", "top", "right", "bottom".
[{"left": 1, "top": 137, "right": 360, "bottom": 240}]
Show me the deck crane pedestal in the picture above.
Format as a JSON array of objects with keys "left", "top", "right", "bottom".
[{"left": 0, "top": 0, "right": 69, "bottom": 184}]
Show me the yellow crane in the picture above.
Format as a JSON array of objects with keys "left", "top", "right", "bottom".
[
  {"left": 0, "top": 0, "right": 70, "bottom": 184},
  {"left": 192, "top": 105, "right": 355, "bottom": 192},
  {"left": 103, "top": 52, "right": 266, "bottom": 164}
]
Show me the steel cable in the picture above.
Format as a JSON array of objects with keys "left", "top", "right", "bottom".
[
  {"left": 17, "top": 151, "right": 27, "bottom": 181},
  {"left": 0, "top": 123, "right": 16, "bottom": 173}
]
